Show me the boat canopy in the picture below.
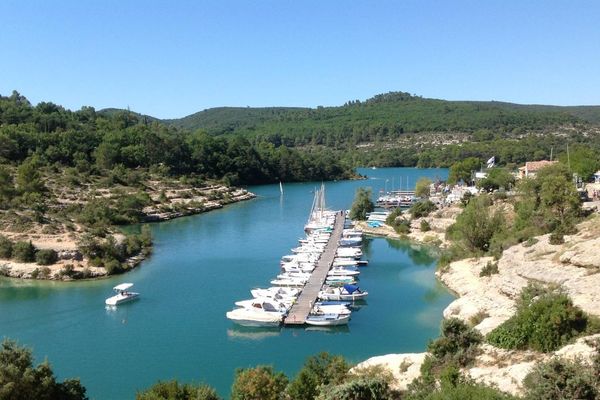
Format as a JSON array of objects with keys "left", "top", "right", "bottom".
[
  {"left": 343, "top": 284, "right": 360, "bottom": 294},
  {"left": 113, "top": 283, "right": 134, "bottom": 291}
]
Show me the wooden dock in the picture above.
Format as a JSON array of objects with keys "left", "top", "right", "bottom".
[{"left": 284, "top": 212, "right": 345, "bottom": 325}]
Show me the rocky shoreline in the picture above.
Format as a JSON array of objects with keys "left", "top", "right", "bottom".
[
  {"left": 0, "top": 187, "right": 256, "bottom": 281},
  {"left": 354, "top": 213, "right": 600, "bottom": 395}
]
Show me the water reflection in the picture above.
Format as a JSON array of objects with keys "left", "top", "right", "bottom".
[
  {"left": 385, "top": 238, "right": 437, "bottom": 266},
  {"left": 227, "top": 325, "right": 282, "bottom": 341}
]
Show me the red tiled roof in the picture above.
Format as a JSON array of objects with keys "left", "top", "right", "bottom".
[{"left": 525, "top": 160, "right": 557, "bottom": 172}]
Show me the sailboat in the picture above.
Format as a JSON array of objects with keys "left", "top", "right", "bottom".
[
  {"left": 304, "top": 183, "right": 335, "bottom": 233},
  {"left": 279, "top": 181, "right": 284, "bottom": 195}
]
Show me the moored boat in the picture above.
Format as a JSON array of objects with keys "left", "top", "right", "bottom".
[{"left": 105, "top": 283, "right": 139, "bottom": 306}]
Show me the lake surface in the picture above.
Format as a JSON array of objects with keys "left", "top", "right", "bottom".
[{"left": 0, "top": 167, "right": 452, "bottom": 399}]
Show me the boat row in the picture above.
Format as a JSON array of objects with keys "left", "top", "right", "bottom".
[{"left": 226, "top": 186, "right": 369, "bottom": 327}]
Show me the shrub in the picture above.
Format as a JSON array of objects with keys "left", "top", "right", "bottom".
[
  {"left": 317, "top": 376, "right": 396, "bottom": 400},
  {"left": 12, "top": 241, "right": 36, "bottom": 262},
  {"left": 523, "top": 237, "right": 538, "bottom": 247},
  {"left": 36, "top": 249, "right": 58, "bottom": 265},
  {"left": 231, "top": 365, "right": 288, "bottom": 400},
  {"left": 103, "top": 259, "right": 122, "bottom": 275},
  {"left": 549, "top": 231, "right": 564, "bottom": 245},
  {"left": 523, "top": 357, "right": 598, "bottom": 400},
  {"left": 0, "top": 235, "right": 13, "bottom": 259},
  {"left": 286, "top": 352, "right": 349, "bottom": 400},
  {"left": 137, "top": 380, "right": 221, "bottom": 400},
  {"left": 487, "top": 285, "right": 594, "bottom": 352},
  {"left": 427, "top": 318, "right": 482, "bottom": 368},
  {"left": 479, "top": 261, "right": 499, "bottom": 277},
  {"left": 410, "top": 200, "right": 437, "bottom": 219},
  {"left": 420, "top": 220, "right": 431, "bottom": 232}
]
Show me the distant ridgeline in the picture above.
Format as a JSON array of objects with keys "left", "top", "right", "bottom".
[
  {"left": 2, "top": 90, "right": 600, "bottom": 178},
  {"left": 0, "top": 91, "right": 352, "bottom": 185},
  {"left": 161, "top": 91, "right": 600, "bottom": 168}
]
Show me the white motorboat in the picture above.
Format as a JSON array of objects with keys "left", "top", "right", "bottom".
[
  {"left": 281, "top": 262, "right": 315, "bottom": 273},
  {"left": 270, "top": 277, "right": 307, "bottom": 287},
  {"left": 319, "top": 284, "right": 368, "bottom": 301},
  {"left": 250, "top": 287, "right": 300, "bottom": 299},
  {"left": 105, "top": 283, "right": 139, "bottom": 306},
  {"left": 327, "top": 267, "right": 360, "bottom": 277},
  {"left": 325, "top": 276, "right": 357, "bottom": 286},
  {"left": 234, "top": 298, "right": 290, "bottom": 312},
  {"left": 306, "top": 313, "right": 350, "bottom": 326},
  {"left": 226, "top": 308, "right": 283, "bottom": 327},
  {"left": 312, "top": 303, "right": 351, "bottom": 315}
]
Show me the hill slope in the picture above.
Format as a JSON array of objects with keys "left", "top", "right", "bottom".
[{"left": 158, "top": 93, "right": 600, "bottom": 143}]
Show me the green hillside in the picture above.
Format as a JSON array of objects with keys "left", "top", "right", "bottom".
[{"left": 158, "top": 92, "right": 599, "bottom": 148}]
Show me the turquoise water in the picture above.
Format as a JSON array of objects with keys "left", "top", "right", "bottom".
[{"left": 0, "top": 167, "right": 451, "bottom": 399}]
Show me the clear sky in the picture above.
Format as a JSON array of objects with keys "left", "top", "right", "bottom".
[{"left": 1, "top": 1, "right": 599, "bottom": 118}]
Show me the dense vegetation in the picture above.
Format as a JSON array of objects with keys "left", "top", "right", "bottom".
[
  {"left": 441, "top": 161, "right": 584, "bottom": 266},
  {"left": 0, "top": 339, "right": 87, "bottom": 400},
  {"left": 349, "top": 188, "right": 374, "bottom": 220},
  {"left": 487, "top": 284, "right": 600, "bottom": 352},
  {"left": 0, "top": 91, "right": 352, "bottom": 187}
]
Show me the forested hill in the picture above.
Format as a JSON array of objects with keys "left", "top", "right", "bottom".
[{"left": 155, "top": 92, "right": 600, "bottom": 146}]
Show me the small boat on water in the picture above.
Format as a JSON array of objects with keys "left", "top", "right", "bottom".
[
  {"left": 105, "top": 283, "right": 139, "bottom": 306},
  {"left": 306, "top": 313, "right": 351, "bottom": 326},
  {"left": 250, "top": 287, "right": 300, "bottom": 300},
  {"left": 226, "top": 300, "right": 286, "bottom": 327},
  {"left": 319, "top": 284, "right": 368, "bottom": 301}
]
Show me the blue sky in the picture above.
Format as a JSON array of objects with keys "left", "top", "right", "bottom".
[{"left": 1, "top": 1, "right": 599, "bottom": 118}]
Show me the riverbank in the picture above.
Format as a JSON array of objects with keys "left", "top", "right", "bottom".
[
  {"left": 354, "top": 205, "right": 462, "bottom": 248},
  {"left": 355, "top": 213, "right": 600, "bottom": 395},
  {"left": 0, "top": 184, "right": 255, "bottom": 281}
]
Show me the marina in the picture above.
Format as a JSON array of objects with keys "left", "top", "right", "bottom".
[
  {"left": 227, "top": 183, "right": 370, "bottom": 328},
  {"left": 0, "top": 167, "right": 451, "bottom": 399}
]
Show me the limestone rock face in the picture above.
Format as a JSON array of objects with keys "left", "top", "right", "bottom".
[{"left": 352, "top": 353, "right": 426, "bottom": 391}]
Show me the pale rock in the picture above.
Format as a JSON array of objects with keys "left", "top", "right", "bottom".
[{"left": 352, "top": 353, "right": 426, "bottom": 391}]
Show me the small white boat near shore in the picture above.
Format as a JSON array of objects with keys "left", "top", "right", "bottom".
[
  {"left": 105, "top": 283, "right": 139, "bottom": 306},
  {"left": 306, "top": 313, "right": 350, "bottom": 326}
]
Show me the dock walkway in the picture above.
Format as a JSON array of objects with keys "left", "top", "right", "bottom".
[{"left": 284, "top": 212, "right": 345, "bottom": 325}]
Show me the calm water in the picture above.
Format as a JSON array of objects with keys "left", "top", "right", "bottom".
[{"left": 0, "top": 167, "right": 451, "bottom": 399}]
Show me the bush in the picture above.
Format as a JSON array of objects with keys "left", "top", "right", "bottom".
[
  {"left": 286, "top": 352, "right": 349, "bottom": 400},
  {"left": 523, "top": 357, "right": 598, "bottom": 400},
  {"left": 427, "top": 318, "right": 482, "bottom": 368},
  {"left": 487, "top": 285, "right": 595, "bottom": 352},
  {"left": 0, "top": 235, "right": 13, "bottom": 259},
  {"left": 420, "top": 220, "right": 431, "bottom": 232},
  {"left": 479, "top": 261, "right": 499, "bottom": 277},
  {"left": 137, "top": 380, "right": 221, "bottom": 400},
  {"left": 0, "top": 339, "right": 87, "bottom": 400},
  {"left": 410, "top": 200, "right": 437, "bottom": 219},
  {"left": 12, "top": 241, "right": 36, "bottom": 262},
  {"left": 36, "top": 249, "right": 58, "bottom": 265},
  {"left": 231, "top": 365, "right": 288, "bottom": 400},
  {"left": 549, "top": 231, "right": 564, "bottom": 245},
  {"left": 317, "top": 376, "right": 396, "bottom": 400}
]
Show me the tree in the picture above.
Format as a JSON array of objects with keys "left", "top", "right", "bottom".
[
  {"left": 15, "top": 155, "right": 45, "bottom": 194},
  {"left": 427, "top": 318, "right": 483, "bottom": 367},
  {"left": 0, "top": 235, "right": 13, "bottom": 259},
  {"left": 0, "top": 165, "right": 14, "bottom": 207},
  {"left": 230, "top": 365, "right": 288, "bottom": 400},
  {"left": 448, "top": 158, "right": 481, "bottom": 185},
  {"left": 539, "top": 168, "right": 580, "bottom": 229},
  {"left": 349, "top": 188, "right": 374, "bottom": 221},
  {"left": 415, "top": 177, "right": 432, "bottom": 197},
  {"left": 450, "top": 196, "right": 505, "bottom": 253},
  {"left": 0, "top": 339, "right": 88, "bottom": 400},
  {"left": 36, "top": 249, "right": 58, "bottom": 265},
  {"left": 558, "top": 144, "right": 600, "bottom": 182},
  {"left": 477, "top": 168, "right": 515, "bottom": 191},
  {"left": 286, "top": 352, "right": 349, "bottom": 400},
  {"left": 136, "top": 380, "right": 221, "bottom": 400}
]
